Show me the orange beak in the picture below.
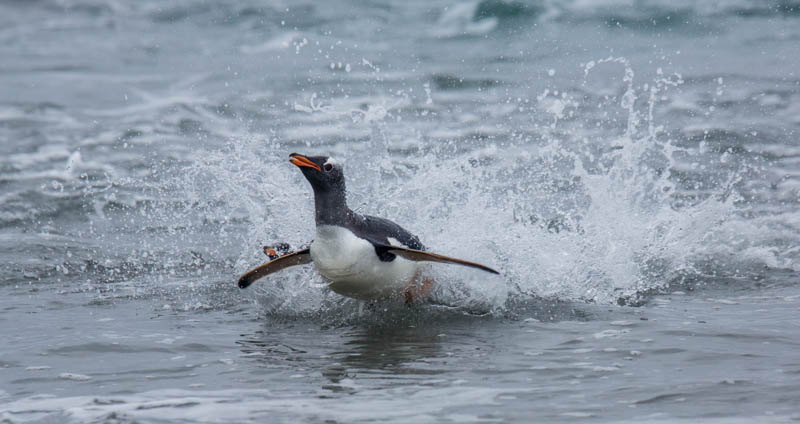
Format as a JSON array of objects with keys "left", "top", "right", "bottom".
[{"left": 289, "top": 154, "right": 321, "bottom": 172}]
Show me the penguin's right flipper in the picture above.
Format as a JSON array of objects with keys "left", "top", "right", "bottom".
[
  {"left": 238, "top": 249, "right": 312, "bottom": 289},
  {"left": 383, "top": 246, "right": 500, "bottom": 275}
]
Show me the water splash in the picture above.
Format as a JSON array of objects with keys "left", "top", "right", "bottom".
[{"left": 108, "top": 57, "right": 791, "bottom": 319}]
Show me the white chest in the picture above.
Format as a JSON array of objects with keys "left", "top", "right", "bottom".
[
  {"left": 309, "top": 225, "right": 422, "bottom": 299},
  {"left": 310, "top": 225, "right": 374, "bottom": 277}
]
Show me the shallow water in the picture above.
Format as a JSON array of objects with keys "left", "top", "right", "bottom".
[{"left": 2, "top": 0, "right": 800, "bottom": 422}]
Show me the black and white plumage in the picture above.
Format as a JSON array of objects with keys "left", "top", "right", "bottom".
[{"left": 238, "top": 153, "right": 499, "bottom": 301}]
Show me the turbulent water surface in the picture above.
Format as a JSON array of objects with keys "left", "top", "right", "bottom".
[{"left": 2, "top": 0, "right": 800, "bottom": 422}]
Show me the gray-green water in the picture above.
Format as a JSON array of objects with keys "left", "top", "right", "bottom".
[{"left": 2, "top": 1, "right": 800, "bottom": 422}]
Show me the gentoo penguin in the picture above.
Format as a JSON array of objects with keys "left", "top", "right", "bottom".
[{"left": 238, "top": 153, "right": 499, "bottom": 302}]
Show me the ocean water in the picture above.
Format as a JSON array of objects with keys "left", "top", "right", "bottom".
[{"left": 2, "top": 0, "right": 800, "bottom": 422}]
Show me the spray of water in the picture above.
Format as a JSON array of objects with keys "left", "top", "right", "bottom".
[{"left": 145, "top": 58, "right": 767, "bottom": 319}]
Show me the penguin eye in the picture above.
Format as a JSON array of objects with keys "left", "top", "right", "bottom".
[{"left": 323, "top": 163, "right": 333, "bottom": 172}]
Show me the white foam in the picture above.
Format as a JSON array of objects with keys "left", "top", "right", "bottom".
[
  {"left": 432, "top": 2, "right": 498, "bottom": 38},
  {"left": 58, "top": 373, "right": 92, "bottom": 381},
  {"left": 1, "top": 386, "right": 530, "bottom": 423},
  {"left": 25, "top": 366, "right": 52, "bottom": 371},
  {"left": 240, "top": 31, "right": 303, "bottom": 54}
]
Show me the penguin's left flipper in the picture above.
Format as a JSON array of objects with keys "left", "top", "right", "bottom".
[
  {"left": 383, "top": 246, "right": 500, "bottom": 275},
  {"left": 238, "top": 249, "right": 312, "bottom": 289}
]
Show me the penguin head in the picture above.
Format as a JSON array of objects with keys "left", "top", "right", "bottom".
[{"left": 289, "top": 153, "right": 345, "bottom": 193}]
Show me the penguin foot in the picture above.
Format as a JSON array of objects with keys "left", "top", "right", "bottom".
[
  {"left": 403, "top": 276, "right": 435, "bottom": 306},
  {"left": 262, "top": 242, "right": 293, "bottom": 260}
]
